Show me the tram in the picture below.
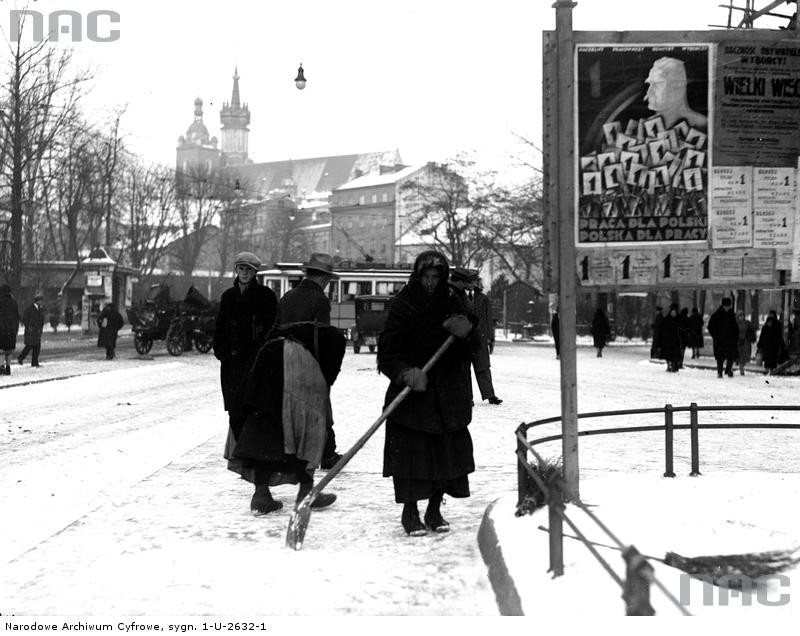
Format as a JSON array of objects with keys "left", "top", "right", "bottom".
[{"left": 256, "top": 262, "right": 412, "bottom": 336}]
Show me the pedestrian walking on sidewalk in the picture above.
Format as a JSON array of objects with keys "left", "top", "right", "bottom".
[
  {"left": 214, "top": 251, "right": 282, "bottom": 514},
  {"left": 98, "top": 303, "right": 124, "bottom": 360},
  {"left": 757, "top": 310, "right": 785, "bottom": 375},
  {"left": 377, "top": 250, "right": 477, "bottom": 537},
  {"left": 0, "top": 284, "right": 20, "bottom": 376},
  {"left": 64, "top": 305, "right": 74, "bottom": 332},
  {"left": 590, "top": 307, "right": 610, "bottom": 357},
  {"left": 551, "top": 309, "right": 560, "bottom": 359},
  {"left": 650, "top": 306, "right": 664, "bottom": 359},
  {"left": 707, "top": 297, "right": 738, "bottom": 378},
  {"left": 18, "top": 294, "right": 45, "bottom": 367},
  {"left": 687, "top": 306, "right": 704, "bottom": 359},
  {"left": 660, "top": 303, "right": 682, "bottom": 372},
  {"left": 453, "top": 268, "right": 501, "bottom": 405},
  {"left": 735, "top": 310, "right": 756, "bottom": 376},
  {"left": 277, "top": 252, "right": 343, "bottom": 469}
]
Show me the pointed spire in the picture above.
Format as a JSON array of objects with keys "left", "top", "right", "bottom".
[{"left": 231, "top": 67, "right": 241, "bottom": 107}]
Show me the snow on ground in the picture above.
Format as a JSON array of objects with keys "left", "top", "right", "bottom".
[{"left": 2, "top": 336, "right": 800, "bottom": 622}]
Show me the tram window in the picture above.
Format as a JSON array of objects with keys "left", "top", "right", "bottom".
[
  {"left": 375, "top": 281, "right": 404, "bottom": 295},
  {"left": 265, "top": 279, "right": 282, "bottom": 295},
  {"left": 327, "top": 281, "right": 339, "bottom": 302},
  {"left": 341, "top": 280, "right": 372, "bottom": 300}
]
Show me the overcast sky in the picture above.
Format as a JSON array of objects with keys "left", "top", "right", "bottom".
[{"left": 5, "top": 0, "right": 791, "bottom": 178}]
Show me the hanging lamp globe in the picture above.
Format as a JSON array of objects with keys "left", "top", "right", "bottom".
[{"left": 294, "top": 64, "right": 307, "bottom": 90}]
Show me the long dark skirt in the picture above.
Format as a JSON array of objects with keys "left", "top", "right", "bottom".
[{"left": 383, "top": 419, "right": 474, "bottom": 504}]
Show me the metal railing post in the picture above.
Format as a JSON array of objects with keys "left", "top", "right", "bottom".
[
  {"left": 547, "top": 478, "right": 564, "bottom": 577},
  {"left": 663, "top": 404, "right": 675, "bottom": 477},
  {"left": 622, "top": 546, "right": 655, "bottom": 615},
  {"left": 516, "top": 427, "right": 527, "bottom": 507},
  {"left": 689, "top": 402, "right": 701, "bottom": 476}
]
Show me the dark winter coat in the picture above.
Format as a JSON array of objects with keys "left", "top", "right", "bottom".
[
  {"left": 22, "top": 302, "right": 45, "bottom": 346},
  {"left": 470, "top": 289, "right": 493, "bottom": 371},
  {"left": 98, "top": 305, "right": 125, "bottom": 349},
  {"left": 377, "top": 260, "right": 477, "bottom": 436},
  {"left": 0, "top": 288, "right": 20, "bottom": 351},
  {"left": 757, "top": 317, "right": 784, "bottom": 370},
  {"left": 736, "top": 317, "right": 756, "bottom": 365},
  {"left": 64, "top": 306, "right": 74, "bottom": 328},
  {"left": 677, "top": 308, "right": 690, "bottom": 348},
  {"left": 278, "top": 278, "right": 331, "bottom": 325},
  {"left": 659, "top": 312, "right": 682, "bottom": 363},
  {"left": 650, "top": 311, "right": 664, "bottom": 358},
  {"left": 213, "top": 278, "right": 279, "bottom": 412},
  {"left": 687, "top": 311, "right": 704, "bottom": 348},
  {"left": 551, "top": 312, "right": 560, "bottom": 354},
  {"left": 590, "top": 309, "right": 610, "bottom": 349},
  {"left": 707, "top": 306, "right": 739, "bottom": 361}
]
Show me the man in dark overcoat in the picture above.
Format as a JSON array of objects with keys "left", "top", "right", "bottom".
[
  {"left": 707, "top": 296, "right": 739, "bottom": 378},
  {"left": 277, "top": 252, "right": 342, "bottom": 469},
  {"left": 98, "top": 303, "right": 125, "bottom": 360},
  {"left": 18, "top": 294, "right": 45, "bottom": 367},
  {"left": 213, "top": 251, "right": 281, "bottom": 513}
]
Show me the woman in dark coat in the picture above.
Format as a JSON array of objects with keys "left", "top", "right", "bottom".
[
  {"left": 377, "top": 250, "right": 477, "bottom": 536},
  {"left": 19, "top": 294, "right": 45, "bottom": 367},
  {"left": 757, "top": 310, "right": 785, "bottom": 374},
  {"left": 0, "top": 284, "right": 20, "bottom": 375},
  {"left": 590, "top": 308, "right": 610, "bottom": 357},
  {"left": 660, "top": 304, "right": 683, "bottom": 372},
  {"left": 687, "top": 307, "right": 704, "bottom": 359}
]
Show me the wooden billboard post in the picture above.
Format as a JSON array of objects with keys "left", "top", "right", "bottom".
[{"left": 554, "top": 0, "right": 580, "bottom": 499}]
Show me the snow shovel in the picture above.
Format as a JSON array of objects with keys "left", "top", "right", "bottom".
[{"left": 286, "top": 334, "right": 456, "bottom": 550}]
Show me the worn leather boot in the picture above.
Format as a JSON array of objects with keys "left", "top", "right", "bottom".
[
  {"left": 424, "top": 492, "right": 450, "bottom": 533},
  {"left": 250, "top": 483, "right": 282, "bottom": 516},
  {"left": 401, "top": 502, "right": 427, "bottom": 536}
]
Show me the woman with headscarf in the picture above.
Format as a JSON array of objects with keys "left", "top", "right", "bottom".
[
  {"left": 377, "top": 250, "right": 477, "bottom": 537},
  {"left": 735, "top": 309, "right": 756, "bottom": 376},
  {"left": 590, "top": 307, "right": 611, "bottom": 357}
]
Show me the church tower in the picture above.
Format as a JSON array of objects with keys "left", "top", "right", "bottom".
[
  {"left": 220, "top": 67, "right": 250, "bottom": 166},
  {"left": 176, "top": 98, "right": 220, "bottom": 188}
]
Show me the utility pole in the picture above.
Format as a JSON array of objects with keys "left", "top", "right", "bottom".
[{"left": 554, "top": 0, "right": 579, "bottom": 499}]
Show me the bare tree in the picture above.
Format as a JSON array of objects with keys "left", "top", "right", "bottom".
[
  {"left": 0, "top": 28, "right": 91, "bottom": 290},
  {"left": 397, "top": 157, "right": 489, "bottom": 269}
]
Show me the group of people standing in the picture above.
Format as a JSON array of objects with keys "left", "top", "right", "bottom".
[
  {"left": 652, "top": 298, "right": 788, "bottom": 376},
  {"left": 214, "top": 249, "right": 491, "bottom": 538}
]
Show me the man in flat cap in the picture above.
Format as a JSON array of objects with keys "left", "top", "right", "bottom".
[
  {"left": 214, "top": 251, "right": 282, "bottom": 514},
  {"left": 278, "top": 252, "right": 343, "bottom": 469},
  {"left": 18, "top": 293, "right": 46, "bottom": 367}
]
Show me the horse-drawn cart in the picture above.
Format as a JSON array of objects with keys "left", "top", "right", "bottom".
[{"left": 127, "top": 284, "right": 217, "bottom": 356}]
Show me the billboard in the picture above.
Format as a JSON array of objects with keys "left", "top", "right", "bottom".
[{"left": 576, "top": 44, "right": 711, "bottom": 246}]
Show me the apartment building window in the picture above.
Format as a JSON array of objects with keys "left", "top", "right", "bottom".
[
  {"left": 359, "top": 195, "right": 365, "bottom": 205},
  {"left": 381, "top": 192, "right": 388, "bottom": 202},
  {"left": 371, "top": 194, "right": 377, "bottom": 203}
]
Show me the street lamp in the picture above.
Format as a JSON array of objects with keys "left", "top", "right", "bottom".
[{"left": 294, "top": 63, "right": 307, "bottom": 90}]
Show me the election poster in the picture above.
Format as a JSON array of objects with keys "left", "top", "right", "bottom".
[
  {"left": 575, "top": 44, "right": 711, "bottom": 245},
  {"left": 714, "top": 41, "right": 800, "bottom": 167}
]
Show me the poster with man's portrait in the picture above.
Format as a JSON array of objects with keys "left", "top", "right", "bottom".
[{"left": 576, "top": 44, "right": 711, "bottom": 245}]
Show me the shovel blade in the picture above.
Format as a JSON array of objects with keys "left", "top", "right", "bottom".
[{"left": 285, "top": 505, "right": 312, "bottom": 550}]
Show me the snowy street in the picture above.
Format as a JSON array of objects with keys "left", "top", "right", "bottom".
[{"left": 2, "top": 337, "right": 800, "bottom": 615}]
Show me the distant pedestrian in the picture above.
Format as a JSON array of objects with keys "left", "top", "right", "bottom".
[
  {"left": 277, "top": 252, "right": 343, "bottom": 469},
  {"left": 660, "top": 303, "right": 682, "bottom": 372},
  {"left": 757, "top": 310, "right": 785, "bottom": 374},
  {"left": 456, "top": 269, "right": 501, "bottom": 405},
  {"left": 590, "top": 307, "right": 610, "bottom": 357},
  {"left": 677, "top": 307, "right": 690, "bottom": 368},
  {"left": 64, "top": 305, "right": 74, "bottom": 332},
  {"left": 18, "top": 294, "right": 45, "bottom": 367},
  {"left": 377, "top": 250, "right": 477, "bottom": 537},
  {"left": 650, "top": 306, "right": 664, "bottom": 359},
  {"left": 551, "top": 310, "right": 560, "bottom": 359},
  {"left": 98, "top": 303, "right": 125, "bottom": 360},
  {"left": 687, "top": 307, "right": 704, "bottom": 359},
  {"left": 734, "top": 310, "right": 756, "bottom": 376},
  {"left": 48, "top": 302, "right": 59, "bottom": 333},
  {"left": 707, "top": 297, "right": 738, "bottom": 378},
  {"left": 0, "top": 284, "right": 20, "bottom": 376}
]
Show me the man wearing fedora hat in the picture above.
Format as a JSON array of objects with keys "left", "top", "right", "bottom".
[
  {"left": 451, "top": 269, "right": 502, "bottom": 405},
  {"left": 18, "top": 293, "right": 46, "bottom": 367},
  {"left": 278, "top": 252, "right": 343, "bottom": 469}
]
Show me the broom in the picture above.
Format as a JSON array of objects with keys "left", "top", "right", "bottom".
[
  {"left": 286, "top": 335, "right": 456, "bottom": 551},
  {"left": 537, "top": 525, "right": 800, "bottom": 587}
]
